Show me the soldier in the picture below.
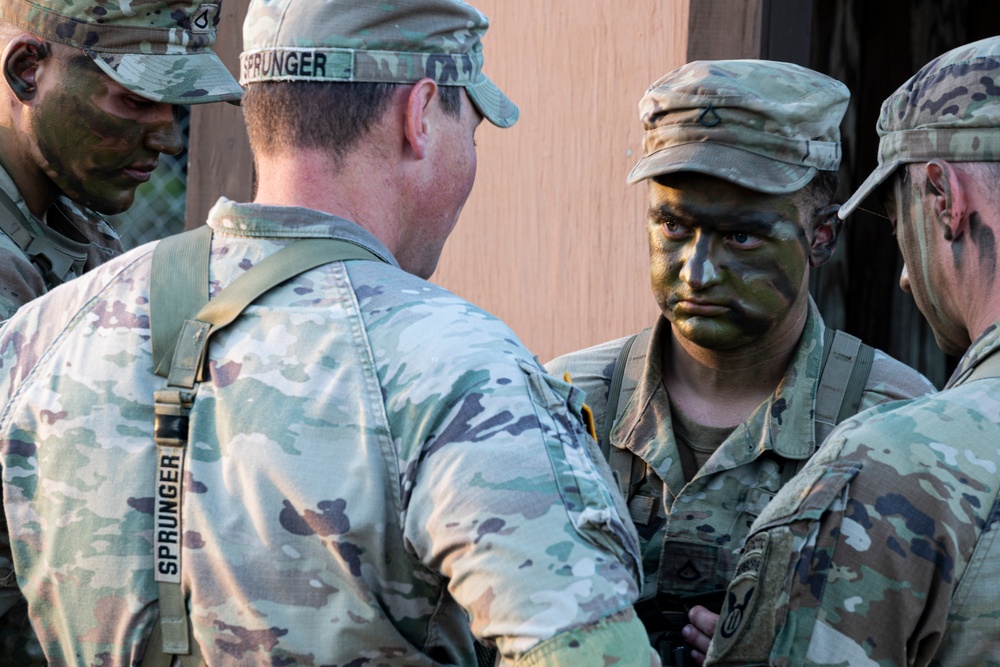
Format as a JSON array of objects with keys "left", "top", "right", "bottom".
[
  {"left": 704, "top": 36, "right": 1000, "bottom": 666},
  {"left": 0, "top": 0, "right": 657, "bottom": 665},
  {"left": 546, "top": 60, "right": 934, "bottom": 665},
  {"left": 0, "top": 0, "right": 242, "bottom": 320}
]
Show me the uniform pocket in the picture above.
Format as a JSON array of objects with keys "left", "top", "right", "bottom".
[{"left": 518, "top": 360, "right": 642, "bottom": 580}]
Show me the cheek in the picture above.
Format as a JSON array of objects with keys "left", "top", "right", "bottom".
[{"left": 733, "top": 250, "right": 807, "bottom": 309}]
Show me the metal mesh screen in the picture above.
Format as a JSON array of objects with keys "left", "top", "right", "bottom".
[{"left": 106, "top": 107, "right": 190, "bottom": 249}]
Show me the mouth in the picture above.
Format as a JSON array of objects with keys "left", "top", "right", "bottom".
[
  {"left": 122, "top": 162, "right": 158, "bottom": 183},
  {"left": 673, "top": 298, "right": 730, "bottom": 316}
]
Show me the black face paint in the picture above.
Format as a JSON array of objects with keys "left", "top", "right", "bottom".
[{"left": 966, "top": 211, "right": 997, "bottom": 287}]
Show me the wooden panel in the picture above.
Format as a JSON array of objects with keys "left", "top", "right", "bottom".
[
  {"left": 432, "top": 1, "right": 689, "bottom": 363},
  {"left": 686, "top": 0, "right": 762, "bottom": 61},
  {"left": 185, "top": 0, "right": 253, "bottom": 230}
]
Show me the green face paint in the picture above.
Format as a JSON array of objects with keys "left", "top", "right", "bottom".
[
  {"left": 29, "top": 52, "right": 182, "bottom": 215},
  {"left": 646, "top": 174, "right": 811, "bottom": 351}
]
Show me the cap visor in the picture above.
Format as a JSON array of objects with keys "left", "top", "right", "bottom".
[
  {"left": 92, "top": 52, "right": 243, "bottom": 105},
  {"left": 627, "top": 143, "right": 816, "bottom": 194},
  {"left": 839, "top": 161, "right": 899, "bottom": 219},
  {"left": 466, "top": 75, "right": 519, "bottom": 128}
]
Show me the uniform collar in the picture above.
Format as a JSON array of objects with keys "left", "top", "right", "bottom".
[
  {"left": 611, "top": 299, "right": 825, "bottom": 483},
  {"left": 946, "top": 319, "right": 1000, "bottom": 388},
  {"left": 205, "top": 197, "right": 399, "bottom": 268}
]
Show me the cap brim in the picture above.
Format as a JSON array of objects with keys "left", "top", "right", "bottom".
[
  {"left": 91, "top": 52, "right": 243, "bottom": 106},
  {"left": 627, "top": 142, "right": 816, "bottom": 194},
  {"left": 838, "top": 161, "right": 900, "bottom": 220},
  {"left": 466, "top": 75, "right": 518, "bottom": 128}
]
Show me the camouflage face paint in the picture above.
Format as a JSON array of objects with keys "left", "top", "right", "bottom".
[
  {"left": 29, "top": 50, "right": 182, "bottom": 215},
  {"left": 891, "top": 167, "right": 970, "bottom": 355},
  {"left": 646, "top": 175, "right": 811, "bottom": 351}
]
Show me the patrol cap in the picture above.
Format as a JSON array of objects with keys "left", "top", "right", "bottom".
[
  {"left": 239, "top": 0, "right": 518, "bottom": 128},
  {"left": 0, "top": 0, "right": 243, "bottom": 105},
  {"left": 840, "top": 36, "right": 1000, "bottom": 219},
  {"left": 628, "top": 60, "right": 849, "bottom": 194}
]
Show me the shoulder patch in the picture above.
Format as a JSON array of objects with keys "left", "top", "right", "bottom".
[{"left": 716, "top": 532, "right": 769, "bottom": 650}]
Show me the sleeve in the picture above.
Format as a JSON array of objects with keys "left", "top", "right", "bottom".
[
  {"left": 400, "top": 356, "right": 645, "bottom": 663},
  {"left": 704, "top": 428, "right": 968, "bottom": 666}
]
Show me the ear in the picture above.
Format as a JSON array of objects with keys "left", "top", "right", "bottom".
[
  {"left": 924, "top": 159, "right": 967, "bottom": 241},
  {"left": 808, "top": 204, "right": 843, "bottom": 267},
  {"left": 2, "top": 35, "right": 50, "bottom": 101},
  {"left": 402, "top": 78, "right": 439, "bottom": 161}
]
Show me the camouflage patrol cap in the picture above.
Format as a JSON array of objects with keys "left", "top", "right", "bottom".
[
  {"left": 628, "top": 60, "right": 849, "bottom": 194},
  {"left": 0, "top": 0, "right": 242, "bottom": 105},
  {"left": 841, "top": 36, "right": 1000, "bottom": 218},
  {"left": 239, "top": 0, "right": 518, "bottom": 128}
]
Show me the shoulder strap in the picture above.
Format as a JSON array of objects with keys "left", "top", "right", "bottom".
[
  {"left": 781, "top": 328, "right": 875, "bottom": 486},
  {"left": 144, "top": 231, "right": 386, "bottom": 665},
  {"left": 0, "top": 185, "right": 34, "bottom": 251},
  {"left": 604, "top": 326, "right": 652, "bottom": 506}
]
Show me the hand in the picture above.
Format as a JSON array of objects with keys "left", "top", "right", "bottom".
[{"left": 682, "top": 605, "right": 719, "bottom": 665}]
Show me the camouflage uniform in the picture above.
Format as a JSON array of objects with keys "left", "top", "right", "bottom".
[
  {"left": 706, "top": 36, "right": 1000, "bottom": 667},
  {"left": 0, "top": 198, "right": 650, "bottom": 665},
  {"left": 0, "top": 163, "right": 124, "bottom": 322},
  {"left": 546, "top": 305, "right": 934, "bottom": 606},
  {"left": 705, "top": 321, "right": 1000, "bottom": 667},
  {"left": 0, "top": 0, "right": 242, "bottom": 322}
]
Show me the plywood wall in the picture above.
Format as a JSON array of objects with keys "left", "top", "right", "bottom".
[{"left": 431, "top": 1, "right": 689, "bottom": 363}]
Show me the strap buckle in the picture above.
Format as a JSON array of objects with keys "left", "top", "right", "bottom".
[
  {"left": 25, "top": 234, "right": 87, "bottom": 287},
  {"left": 154, "top": 389, "right": 197, "bottom": 448}
]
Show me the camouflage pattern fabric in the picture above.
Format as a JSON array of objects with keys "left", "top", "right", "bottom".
[
  {"left": 0, "top": 0, "right": 242, "bottom": 104},
  {"left": 545, "top": 304, "right": 935, "bottom": 607},
  {"left": 0, "top": 198, "right": 654, "bottom": 666},
  {"left": 841, "top": 35, "right": 1000, "bottom": 217},
  {"left": 240, "top": 0, "right": 518, "bottom": 128},
  {"left": 627, "top": 60, "right": 849, "bottom": 193},
  {"left": 705, "top": 320, "right": 1000, "bottom": 666},
  {"left": 0, "top": 162, "right": 123, "bottom": 324}
]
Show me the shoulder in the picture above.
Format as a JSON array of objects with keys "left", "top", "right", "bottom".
[{"left": 859, "top": 347, "right": 937, "bottom": 407}]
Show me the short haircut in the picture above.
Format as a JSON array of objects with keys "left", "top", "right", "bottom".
[
  {"left": 243, "top": 80, "right": 462, "bottom": 163},
  {"left": 800, "top": 169, "right": 840, "bottom": 210}
]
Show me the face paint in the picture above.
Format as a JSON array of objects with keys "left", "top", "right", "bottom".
[
  {"left": 28, "top": 51, "right": 182, "bottom": 215},
  {"left": 646, "top": 174, "right": 812, "bottom": 351},
  {"left": 890, "top": 167, "right": 970, "bottom": 355}
]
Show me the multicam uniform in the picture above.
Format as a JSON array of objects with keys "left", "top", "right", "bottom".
[
  {"left": 0, "top": 199, "right": 650, "bottom": 666},
  {"left": 706, "top": 321, "right": 1000, "bottom": 666},
  {"left": 545, "top": 310, "right": 934, "bottom": 629},
  {"left": 0, "top": 164, "right": 124, "bottom": 321}
]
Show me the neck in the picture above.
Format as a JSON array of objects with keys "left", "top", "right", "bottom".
[
  {"left": 664, "top": 302, "right": 808, "bottom": 427},
  {"left": 253, "top": 147, "right": 406, "bottom": 256}
]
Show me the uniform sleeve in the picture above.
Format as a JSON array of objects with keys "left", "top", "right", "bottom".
[
  {"left": 704, "top": 419, "right": 984, "bottom": 666},
  {"left": 399, "top": 356, "right": 645, "bottom": 663}
]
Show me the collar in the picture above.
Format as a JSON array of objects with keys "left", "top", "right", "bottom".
[
  {"left": 946, "top": 319, "right": 1000, "bottom": 389},
  {"left": 206, "top": 198, "right": 399, "bottom": 268}
]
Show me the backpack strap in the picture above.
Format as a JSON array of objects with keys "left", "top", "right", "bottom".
[
  {"left": 602, "top": 327, "right": 654, "bottom": 523},
  {"left": 0, "top": 186, "right": 89, "bottom": 287},
  {"left": 780, "top": 328, "right": 874, "bottom": 486},
  {"left": 143, "top": 229, "right": 385, "bottom": 665}
]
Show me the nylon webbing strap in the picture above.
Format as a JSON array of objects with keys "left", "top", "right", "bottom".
[
  {"left": 814, "top": 330, "right": 862, "bottom": 445},
  {"left": 0, "top": 186, "right": 33, "bottom": 252},
  {"left": 605, "top": 326, "right": 652, "bottom": 510},
  {"left": 147, "top": 230, "right": 385, "bottom": 663},
  {"left": 151, "top": 226, "right": 212, "bottom": 378}
]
